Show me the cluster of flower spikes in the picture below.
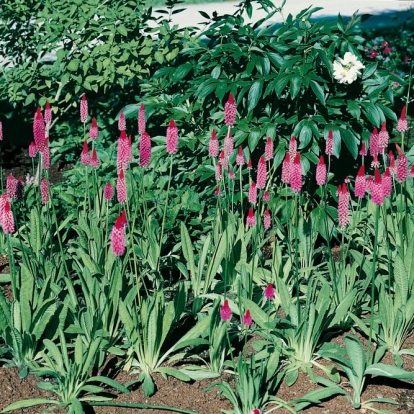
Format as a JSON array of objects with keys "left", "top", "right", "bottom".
[
  {"left": 337, "top": 106, "right": 413, "bottom": 228},
  {"left": 209, "top": 92, "right": 273, "bottom": 230},
  {"left": 107, "top": 100, "right": 180, "bottom": 256}
]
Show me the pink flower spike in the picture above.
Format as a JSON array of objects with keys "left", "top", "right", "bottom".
[
  {"left": 215, "top": 163, "right": 222, "bottom": 181},
  {"left": 166, "top": 119, "right": 178, "bottom": 155},
  {"left": 111, "top": 215, "right": 126, "bottom": 256},
  {"left": 118, "top": 110, "right": 126, "bottom": 131},
  {"left": 372, "top": 169, "right": 384, "bottom": 205},
  {"left": 89, "top": 117, "right": 98, "bottom": 140},
  {"left": 338, "top": 183, "right": 350, "bottom": 227},
  {"left": 265, "top": 137, "right": 274, "bottom": 161},
  {"left": 378, "top": 122, "right": 389, "bottom": 154},
  {"left": 382, "top": 168, "right": 392, "bottom": 197},
  {"left": 264, "top": 283, "right": 275, "bottom": 300},
  {"left": 224, "top": 92, "right": 236, "bottom": 126},
  {"left": 371, "top": 154, "right": 380, "bottom": 169},
  {"left": 326, "top": 130, "right": 334, "bottom": 156},
  {"left": 247, "top": 158, "right": 252, "bottom": 170},
  {"left": 220, "top": 299, "right": 232, "bottom": 321},
  {"left": 263, "top": 209, "right": 271, "bottom": 230},
  {"left": 290, "top": 153, "right": 302, "bottom": 192},
  {"left": 224, "top": 132, "right": 233, "bottom": 156},
  {"left": 138, "top": 103, "right": 146, "bottom": 135},
  {"left": 209, "top": 129, "right": 219, "bottom": 157},
  {"left": 229, "top": 169, "right": 235, "bottom": 180},
  {"left": 262, "top": 191, "right": 270, "bottom": 202},
  {"left": 33, "top": 107, "right": 45, "bottom": 152},
  {"left": 120, "top": 209, "right": 128, "bottom": 227},
  {"left": 359, "top": 142, "right": 367, "bottom": 157},
  {"left": 281, "top": 152, "right": 290, "bottom": 184},
  {"left": 41, "top": 178, "right": 49, "bottom": 204},
  {"left": 80, "top": 94, "right": 88, "bottom": 123},
  {"left": 246, "top": 207, "right": 256, "bottom": 227},
  {"left": 397, "top": 106, "right": 408, "bottom": 132},
  {"left": 236, "top": 146, "right": 245, "bottom": 166},
  {"left": 6, "top": 174, "right": 17, "bottom": 200},
  {"left": 388, "top": 151, "right": 396, "bottom": 175},
  {"left": 117, "top": 169, "right": 127, "bottom": 204},
  {"left": 316, "top": 155, "right": 327, "bottom": 186},
  {"left": 248, "top": 182, "right": 257, "bottom": 204},
  {"left": 242, "top": 309, "right": 253, "bottom": 327},
  {"left": 139, "top": 131, "right": 151, "bottom": 168},
  {"left": 2, "top": 199, "right": 15, "bottom": 234},
  {"left": 410, "top": 165, "right": 414, "bottom": 178},
  {"left": 369, "top": 127, "right": 379, "bottom": 157},
  {"left": 29, "top": 142, "right": 36, "bottom": 158},
  {"left": 289, "top": 136, "right": 297, "bottom": 160},
  {"left": 81, "top": 140, "right": 90, "bottom": 166},
  {"left": 44, "top": 102, "right": 52, "bottom": 126},
  {"left": 0, "top": 117, "right": 3, "bottom": 141},
  {"left": 104, "top": 183, "right": 113, "bottom": 201},
  {"left": 256, "top": 155, "right": 267, "bottom": 189},
  {"left": 42, "top": 138, "right": 50, "bottom": 170},
  {"left": 90, "top": 148, "right": 100, "bottom": 168},
  {"left": 354, "top": 165, "right": 366, "bottom": 198},
  {"left": 214, "top": 185, "right": 221, "bottom": 196}
]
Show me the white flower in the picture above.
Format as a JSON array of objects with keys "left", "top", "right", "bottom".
[{"left": 333, "top": 52, "right": 365, "bottom": 84}]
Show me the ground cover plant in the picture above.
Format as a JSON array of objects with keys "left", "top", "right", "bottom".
[{"left": 1, "top": 0, "right": 414, "bottom": 413}]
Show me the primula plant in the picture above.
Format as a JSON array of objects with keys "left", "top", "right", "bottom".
[{"left": 1, "top": 1, "right": 414, "bottom": 413}]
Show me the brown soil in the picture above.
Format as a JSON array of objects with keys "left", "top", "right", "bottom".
[{"left": 2, "top": 144, "right": 414, "bottom": 413}]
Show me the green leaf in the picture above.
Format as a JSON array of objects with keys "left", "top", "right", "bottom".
[
  {"left": 366, "top": 363, "right": 414, "bottom": 380},
  {"left": 117, "top": 25, "right": 128, "bottom": 36},
  {"left": 2, "top": 399, "right": 56, "bottom": 412},
  {"left": 290, "top": 75, "right": 301, "bottom": 99},
  {"left": 247, "top": 80, "right": 263, "bottom": 112},
  {"left": 180, "top": 222, "right": 196, "bottom": 283},
  {"left": 88, "top": 375, "right": 130, "bottom": 393},
  {"left": 310, "top": 80, "right": 325, "bottom": 105},
  {"left": 347, "top": 100, "right": 360, "bottom": 119},
  {"left": 67, "top": 60, "right": 79, "bottom": 72},
  {"left": 363, "top": 62, "right": 378, "bottom": 80}
]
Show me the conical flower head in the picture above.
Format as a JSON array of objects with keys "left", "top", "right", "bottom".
[
  {"left": 388, "top": 151, "right": 396, "bottom": 174},
  {"left": 256, "top": 155, "right": 267, "bottom": 189},
  {"left": 229, "top": 169, "right": 235, "bottom": 180},
  {"left": 264, "top": 283, "right": 275, "bottom": 300},
  {"left": 263, "top": 191, "right": 270, "bottom": 202},
  {"left": 263, "top": 209, "right": 271, "bottom": 230},
  {"left": 117, "top": 169, "right": 127, "bottom": 204},
  {"left": 215, "top": 163, "right": 222, "bottom": 181},
  {"left": 397, "top": 106, "right": 407, "bottom": 132},
  {"left": 246, "top": 207, "right": 256, "bottom": 227},
  {"left": 81, "top": 140, "right": 90, "bottom": 166},
  {"left": 118, "top": 109, "right": 126, "bottom": 131},
  {"left": 139, "top": 131, "right": 151, "bottom": 167},
  {"left": 6, "top": 174, "right": 17, "bottom": 199},
  {"left": 89, "top": 117, "right": 98, "bottom": 140},
  {"left": 90, "top": 148, "right": 99, "bottom": 168},
  {"left": 41, "top": 178, "right": 49, "bottom": 204},
  {"left": 289, "top": 136, "right": 297, "bottom": 160},
  {"left": 166, "top": 119, "right": 178, "bottom": 155},
  {"left": 382, "top": 168, "right": 392, "bottom": 197},
  {"left": 359, "top": 141, "right": 367, "bottom": 157},
  {"left": 224, "top": 133, "right": 233, "bottom": 156},
  {"left": 29, "top": 142, "right": 36, "bottom": 158},
  {"left": 354, "top": 165, "right": 366, "bottom": 198},
  {"left": 290, "top": 153, "right": 302, "bottom": 192},
  {"left": 117, "top": 130, "right": 130, "bottom": 172},
  {"left": 104, "top": 183, "right": 113, "bottom": 201},
  {"left": 33, "top": 107, "right": 45, "bottom": 152},
  {"left": 220, "top": 299, "right": 232, "bottom": 321},
  {"left": 209, "top": 129, "right": 219, "bottom": 157},
  {"left": 242, "top": 309, "right": 253, "bottom": 327},
  {"left": 265, "top": 137, "right": 273, "bottom": 161},
  {"left": 138, "top": 103, "right": 146, "bottom": 135},
  {"left": 2, "top": 199, "right": 15, "bottom": 234},
  {"left": 338, "top": 183, "right": 350, "bottom": 227},
  {"left": 395, "top": 144, "right": 408, "bottom": 182},
  {"left": 224, "top": 92, "right": 236, "bottom": 126},
  {"left": 378, "top": 122, "right": 389, "bottom": 154},
  {"left": 371, "top": 154, "right": 380, "bottom": 169},
  {"left": 44, "top": 102, "right": 52, "bottom": 125},
  {"left": 325, "top": 130, "right": 334, "bottom": 156},
  {"left": 80, "top": 94, "right": 88, "bottom": 123},
  {"left": 42, "top": 138, "right": 50, "bottom": 170},
  {"left": 0, "top": 117, "right": 3, "bottom": 141},
  {"left": 369, "top": 127, "right": 379, "bottom": 157},
  {"left": 372, "top": 168, "right": 384, "bottom": 205},
  {"left": 236, "top": 146, "right": 245, "bottom": 166},
  {"left": 316, "top": 155, "right": 326, "bottom": 186},
  {"left": 111, "top": 215, "right": 126, "bottom": 256},
  {"left": 281, "top": 152, "right": 290, "bottom": 184},
  {"left": 247, "top": 158, "right": 252, "bottom": 170},
  {"left": 120, "top": 209, "right": 128, "bottom": 227},
  {"left": 248, "top": 182, "right": 257, "bottom": 204}
]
